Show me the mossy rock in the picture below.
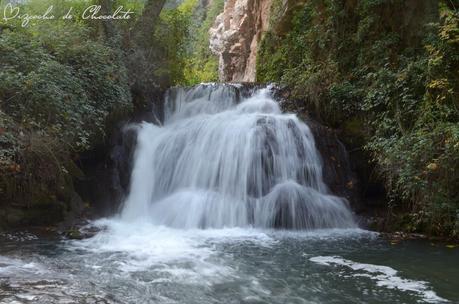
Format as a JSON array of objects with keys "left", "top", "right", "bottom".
[
  {"left": 341, "top": 117, "right": 367, "bottom": 148},
  {"left": 23, "top": 201, "right": 66, "bottom": 226},
  {"left": 65, "top": 160, "right": 85, "bottom": 180},
  {"left": 65, "top": 228, "right": 83, "bottom": 240},
  {"left": 4, "top": 208, "right": 27, "bottom": 227}
]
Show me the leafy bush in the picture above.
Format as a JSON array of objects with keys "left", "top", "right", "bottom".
[
  {"left": 0, "top": 2, "right": 132, "bottom": 226},
  {"left": 0, "top": 26, "right": 131, "bottom": 151}
]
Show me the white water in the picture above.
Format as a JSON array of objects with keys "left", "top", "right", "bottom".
[
  {"left": 121, "top": 84, "right": 356, "bottom": 229},
  {"left": 309, "top": 256, "right": 448, "bottom": 303}
]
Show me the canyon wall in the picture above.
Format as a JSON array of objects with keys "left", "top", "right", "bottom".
[{"left": 209, "top": 0, "right": 272, "bottom": 82}]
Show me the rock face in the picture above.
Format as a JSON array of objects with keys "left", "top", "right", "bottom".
[
  {"left": 74, "top": 125, "right": 137, "bottom": 218},
  {"left": 209, "top": 0, "right": 272, "bottom": 82}
]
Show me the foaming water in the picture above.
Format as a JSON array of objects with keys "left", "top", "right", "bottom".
[
  {"left": 309, "top": 256, "right": 448, "bottom": 303},
  {"left": 2, "top": 227, "right": 457, "bottom": 304},
  {"left": 121, "top": 84, "right": 356, "bottom": 229},
  {"left": 68, "top": 219, "right": 369, "bottom": 289}
]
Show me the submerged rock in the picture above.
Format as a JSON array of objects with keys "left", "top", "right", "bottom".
[{"left": 63, "top": 223, "right": 102, "bottom": 240}]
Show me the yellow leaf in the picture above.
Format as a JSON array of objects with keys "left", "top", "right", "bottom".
[{"left": 426, "top": 163, "right": 438, "bottom": 171}]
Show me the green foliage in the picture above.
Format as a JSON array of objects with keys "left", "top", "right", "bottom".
[
  {"left": 367, "top": 7, "right": 459, "bottom": 237},
  {"left": 182, "top": 0, "right": 223, "bottom": 84},
  {"left": 151, "top": 0, "right": 223, "bottom": 85},
  {"left": 0, "top": 1, "right": 132, "bottom": 225},
  {"left": 0, "top": 26, "right": 131, "bottom": 151},
  {"left": 153, "top": 0, "right": 197, "bottom": 85},
  {"left": 257, "top": 0, "right": 459, "bottom": 237}
]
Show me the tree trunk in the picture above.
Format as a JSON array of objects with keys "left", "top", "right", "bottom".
[{"left": 132, "top": 0, "right": 168, "bottom": 48}]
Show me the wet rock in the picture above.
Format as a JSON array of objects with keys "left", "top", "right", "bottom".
[
  {"left": 64, "top": 229, "right": 84, "bottom": 240},
  {"left": 74, "top": 123, "right": 137, "bottom": 218},
  {"left": 305, "top": 119, "right": 362, "bottom": 211},
  {"left": 63, "top": 223, "right": 102, "bottom": 240}
]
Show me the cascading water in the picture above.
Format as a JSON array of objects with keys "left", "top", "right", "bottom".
[{"left": 121, "top": 84, "right": 356, "bottom": 229}]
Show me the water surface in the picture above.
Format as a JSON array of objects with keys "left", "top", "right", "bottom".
[{"left": 1, "top": 223, "right": 457, "bottom": 304}]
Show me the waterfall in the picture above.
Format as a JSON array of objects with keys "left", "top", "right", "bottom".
[{"left": 121, "top": 84, "right": 356, "bottom": 229}]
